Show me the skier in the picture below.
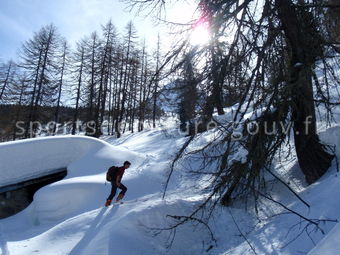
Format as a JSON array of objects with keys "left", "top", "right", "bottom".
[{"left": 105, "top": 161, "right": 131, "bottom": 206}]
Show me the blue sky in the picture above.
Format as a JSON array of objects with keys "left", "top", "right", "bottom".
[{"left": 0, "top": 0, "right": 167, "bottom": 61}]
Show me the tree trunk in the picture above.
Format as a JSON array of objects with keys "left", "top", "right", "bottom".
[
  {"left": 107, "top": 59, "right": 113, "bottom": 136},
  {"left": 152, "top": 34, "right": 161, "bottom": 128},
  {"left": 0, "top": 61, "right": 12, "bottom": 101},
  {"left": 13, "top": 78, "right": 26, "bottom": 140},
  {"left": 72, "top": 47, "right": 85, "bottom": 135},
  {"left": 115, "top": 48, "right": 124, "bottom": 138},
  {"left": 54, "top": 41, "right": 67, "bottom": 135},
  {"left": 25, "top": 48, "right": 43, "bottom": 138},
  {"left": 276, "top": 0, "right": 334, "bottom": 184},
  {"left": 210, "top": 44, "right": 225, "bottom": 116},
  {"left": 86, "top": 33, "right": 98, "bottom": 136},
  {"left": 291, "top": 67, "right": 334, "bottom": 184}
]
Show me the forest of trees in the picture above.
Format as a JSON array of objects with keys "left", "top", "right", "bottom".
[
  {"left": 124, "top": 0, "right": 340, "bottom": 236},
  {"left": 0, "top": 20, "right": 163, "bottom": 141},
  {"left": 1, "top": 0, "right": 339, "bottom": 193}
]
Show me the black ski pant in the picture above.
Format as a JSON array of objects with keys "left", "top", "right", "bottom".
[{"left": 107, "top": 182, "right": 127, "bottom": 200}]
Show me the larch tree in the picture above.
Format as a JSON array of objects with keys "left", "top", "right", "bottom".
[
  {"left": 0, "top": 60, "right": 16, "bottom": 102},
  {"left": 117, "top": 21, "right": 138, "bottom": 137},
  {"left": 92, "top": 20, "right": 118, "bottom": 137},
  {"left": 19, "top": 24, "right": 60, "bottom": 138},
  {"left": 84, "top": 32, "right": 101, "bottom": 136},
  {"left": 178, "top": 51, "right": 198, "bottom": 134},
  {"left": 128, "top": 0, "right": 339, "bottom": 203},
  {"left": 152, "top": 33, "right": 161, "bottom": 128},
  {"left": 53, "top": 39, "right": 69, "bottom": 135},
  {"left": 71, "top": 39, "right": 87, "bottom": 135},
  {"left": 12, "top": 72, "right": 29, "bottom": 140}
]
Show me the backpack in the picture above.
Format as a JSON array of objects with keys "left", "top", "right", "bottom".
[{"left": 106, "top": 166, "right": 118, "bottom": 181}]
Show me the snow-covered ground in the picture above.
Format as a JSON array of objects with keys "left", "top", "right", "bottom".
[{"left": 0, "top": 116, "right": 340, "bottom": 254}]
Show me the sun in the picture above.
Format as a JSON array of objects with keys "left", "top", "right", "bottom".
[{"left": 190, "top": 23, "right": 211, "bottom": 46}]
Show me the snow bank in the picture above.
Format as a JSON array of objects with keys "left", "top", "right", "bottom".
[
  {"left": 30, "top": 137, "right": 145, "bottom": 223},
  {"left": 0, "top": 135, "right": 146, "bottom": 222},
  {"left": 0, "top": 136, "right": 107, "bottom": 187}
]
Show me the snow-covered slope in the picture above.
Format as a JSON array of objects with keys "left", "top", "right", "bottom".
[
  {"left": 308, "top": 223, "right": 340, "bottom": 255},
  {"left": 0, "top": 121, "right": 340, "bottom": 254}
]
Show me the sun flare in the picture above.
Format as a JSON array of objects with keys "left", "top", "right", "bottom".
[{"left": 190, "top": 23, "right": 211, "bottom": 46}]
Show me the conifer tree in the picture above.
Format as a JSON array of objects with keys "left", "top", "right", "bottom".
[
  {"left": 19, "top": 24, "right": 60, "bottom": 138},
  {"left": 130, "top": 0, "right": 340, "bottom": 201}
]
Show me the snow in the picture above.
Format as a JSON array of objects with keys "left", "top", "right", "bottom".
[
  {"left": 0, "top": 136, "right": 111, "bottom": 187},
  {"left": 308, "top": 223, "right": 340, "bottom": 255},
  {"left": 294, "top": 62, "right": 303, "bottom": 68},
  {"left": 319, "top": 126, "right": 340, "bottom": 158},
  {"left": 0, "top": 117, "right": 340, "bottom": 254}
]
